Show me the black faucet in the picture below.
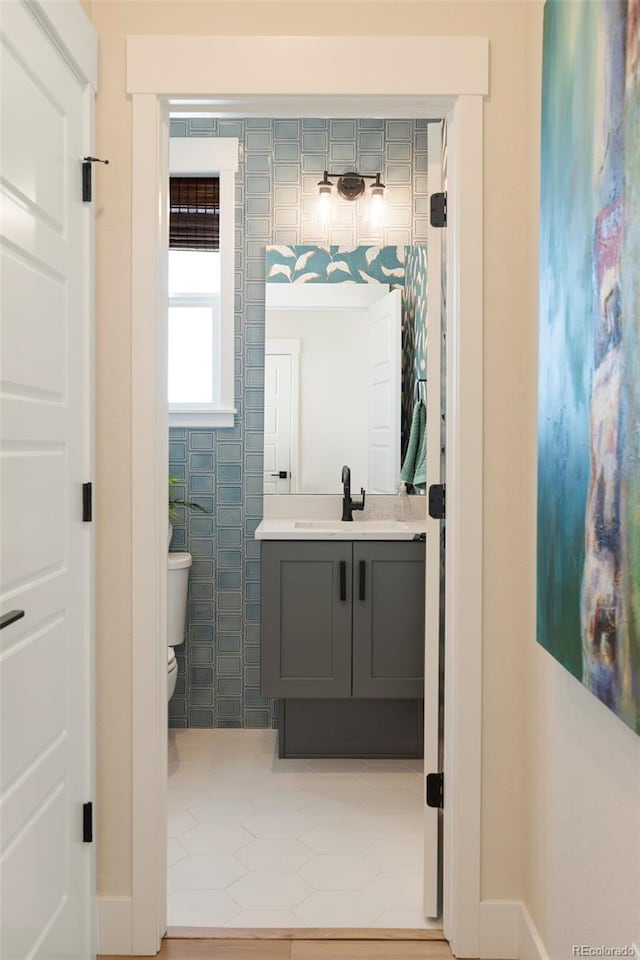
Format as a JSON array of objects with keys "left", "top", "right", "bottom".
[{"left": 341, "top": 465, "right": 366, "bottom": 521}]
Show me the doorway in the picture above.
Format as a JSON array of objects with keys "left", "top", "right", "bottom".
[
  {"left": 125, "top": 34, "right": 486, "bottom": 959},
  {"left": 165, "top": 110, "right": 443, "bottom": 933}
]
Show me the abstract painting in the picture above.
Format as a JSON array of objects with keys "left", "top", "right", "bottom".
[{"left": 538, "top": 0, "right": 640, "bottom": 734}]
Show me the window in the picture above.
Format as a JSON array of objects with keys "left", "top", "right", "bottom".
[
  {"left": 168, "top": 137, "right": 239, "bottom": 427},
  {"left": 168, "top": 250, "right": 220, "bottom": 404}
]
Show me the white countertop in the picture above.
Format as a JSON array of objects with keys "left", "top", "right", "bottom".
[{"left": 255, "top": 517, "right": 427, "bottom": 541}]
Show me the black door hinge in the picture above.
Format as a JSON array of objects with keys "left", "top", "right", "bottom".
[
  {"left": 82, "top": 156, "right": 109, "bottom": 202},
  {"left": 428, "top": 483, "right": 446, "bottom": 520},
  {"left": 83, "top": 802, "right": 93, "bottom": 842},
  {"left": 426, "top": 772, "right": 444, "bottom": 808},
  {"left": 82, "top": 482, "right": 93, "bottom": 522},
  {"left": 430, "top": 192, "right": 447, "bottom": 228}
]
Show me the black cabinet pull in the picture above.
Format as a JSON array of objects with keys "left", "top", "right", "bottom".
[
  {"left": 339, "top": 561, "right": 347, "bottom": 602},
  {"left": 0, "top": 610, "right": 25, "bottom": 630},
  {"left": 359, "top": 560, "right": 366, "bottom": 601}
]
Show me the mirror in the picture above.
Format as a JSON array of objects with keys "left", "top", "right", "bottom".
[{"left": 263, "top": 245, "right": 427, "bottom": 496}]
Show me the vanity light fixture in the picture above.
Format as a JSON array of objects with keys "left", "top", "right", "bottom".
[
  {"left": 317, "top": 169, "right": 386, "bottom": 203},
  {"left": 316, "top": 170, "right": 386, "bottom": 227}
]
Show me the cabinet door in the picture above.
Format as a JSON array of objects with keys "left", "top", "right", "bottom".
[
  {"left": 352, "top": 541, "right": 425, "bottom": 698},
  {"left": 261, "top": 542, "right": 352, "bottom": 698}
]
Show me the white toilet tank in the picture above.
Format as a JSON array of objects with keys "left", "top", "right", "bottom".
[{"left": 167, "top": 552, "right": 192, "bottom": 647}]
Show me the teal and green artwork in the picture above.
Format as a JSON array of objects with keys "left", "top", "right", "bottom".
[{"left": 538, "top": 0, "right": 640, "bottom": 734}]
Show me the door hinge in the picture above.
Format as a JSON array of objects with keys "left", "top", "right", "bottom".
[
  {"left": 428, "top": 483, "right": 446, "bottom": 520},
  {"left": 83, "top": 802, "right": 93, "bottom": 842},
  {"left": 82, "top": 482, "right": 93, "bottom": 522},
  {"left": 82, "top": 156, "right": 109, "bottom": 202},
  {"left": 430, "top": 191, "right": 447, "bottom": 228},
  {"left": 426, "top": 772, "right": 444, "bottom": 808}
]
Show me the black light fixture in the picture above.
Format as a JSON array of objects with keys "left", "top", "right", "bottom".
[{"left": 316, "top": 170, "right": 386, "bottom": 202}]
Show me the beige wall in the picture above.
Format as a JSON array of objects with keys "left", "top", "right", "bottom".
[
  {"left": 89, "top": 0, "right": 529, "bottom": 914},
  {"left": 88, "top": 0, "right": 640, "bottom": 951},
  {"left": 522, "top": 3, "right": 640, "bottom": 954}
]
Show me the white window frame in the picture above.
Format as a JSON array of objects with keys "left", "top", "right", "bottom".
[{"left": 168, "top": 136, "right": 238, "bottom": 426}]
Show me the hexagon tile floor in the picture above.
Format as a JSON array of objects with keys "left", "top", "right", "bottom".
[{"left": 167, "top": 729, "right": 441, "bottom": 930}]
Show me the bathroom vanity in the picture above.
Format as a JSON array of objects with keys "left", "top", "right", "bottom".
[
  {"left": 258, "top": 268, "right": 430, "bottom": 758},
  {"left": 257, "top": 519, "right": 426, "bottom": 759}
]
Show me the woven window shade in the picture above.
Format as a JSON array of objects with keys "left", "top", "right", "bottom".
[{"left": 170, "top": 177, "right": 220, "bottom": 251}]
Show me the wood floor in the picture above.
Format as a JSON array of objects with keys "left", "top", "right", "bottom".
[{"left": 101, "top": 934, "right": 453, "bottom": 959}]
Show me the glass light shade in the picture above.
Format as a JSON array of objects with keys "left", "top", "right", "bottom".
[
  {"left": 317, "top": 186, "right": 333, "bottom": 224},
  {"left": 368, "top": 187, "right": 386, "bottom": 229}
]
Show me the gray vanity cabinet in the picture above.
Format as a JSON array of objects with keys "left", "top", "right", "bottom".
[
  {"left": 260, "top": 542, "right": 352, "bottom": 698},
  {"left": 352, "top": 542, "right": 425, "bottom": 698},
  {"left": 261, "top": 540, "right": 425, "bottom": 699}
]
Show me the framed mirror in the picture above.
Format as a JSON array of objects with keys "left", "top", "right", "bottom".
[{"left": 263, "top": 245, "right": 427, "bottom": 496}]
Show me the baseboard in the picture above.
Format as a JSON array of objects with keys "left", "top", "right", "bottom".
[
  {"left": 96, "top": 896, "right": 548, "bottom": 958},
  {"left": 479, "top": 900, "right": 521, "bottom": 959},
  {"left": 97, "top": 897, "right": 133, "bottom": 955},
  {"left": 519, "top": 904, "right": 551, "bottom": 960},
  {"left": 479, "top": 899, "right": 552, "bottom": 960}
]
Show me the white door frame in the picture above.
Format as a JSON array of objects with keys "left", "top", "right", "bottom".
[
  {"left": 125, "top": 35, "right": 486, "bottom": 958},
  {"left": 423, "top": 119, "right": 444, "bottom": 919},
  {"left": 264, "top": 339, "right": 300, "bottom": 495}
]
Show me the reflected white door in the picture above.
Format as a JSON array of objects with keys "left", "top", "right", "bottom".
[
  {"left": 263, "top": 349, "right": 294, "bottom": 494},
  {"left": 0, "top": 2, "right": 94, "bottom": 957},
  {"left": 423, "top": 120, "right": 445, "bottom": 919},
  {"left": 367, "top": 289, "right": 402, "bottom": 493}
]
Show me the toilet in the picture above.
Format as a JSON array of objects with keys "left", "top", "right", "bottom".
[{"left": 167, "top": 551, "right": 192, "bottom": 700}]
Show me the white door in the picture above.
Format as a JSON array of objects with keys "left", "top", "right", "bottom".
[
  {"left": 0, "top": 2, "right": 95, "bottom": 958},
  {"left": 367, "top": 289, "right": 402, "bottom": 493},
  {"left": 263, "top": 348, "right": 294, "bottom": 494},
  {"left": 423, "top": 120, "right": 445, "bottom": 918}
]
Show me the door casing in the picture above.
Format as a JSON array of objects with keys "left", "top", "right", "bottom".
[
  {"left": 263, "top": 346, "right": 296, "bottom": 495},
  {"left": 124, "top": 35, "right": 487, "bottom": 959}
]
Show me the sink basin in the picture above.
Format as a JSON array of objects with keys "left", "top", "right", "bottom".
[
  {"left": 293, "top": 519, "right": 414, "bottom": 533},
  {"left": 293, "top": 520, "right": 345, "bottom": 530}
]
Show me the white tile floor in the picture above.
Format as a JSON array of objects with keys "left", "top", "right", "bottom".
[{"left": 167, "top": 729, "right": 441, "bottom": 929}]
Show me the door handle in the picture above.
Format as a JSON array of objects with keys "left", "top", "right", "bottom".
[
  {"left": 339, "top": 561, "right": 347, "bottom": 602},
  {"left": 0, "top": 610, "right": 25, "bottom": 630},
  {"left": 270, "top": 471, "right": 288, "bottom": 479},
  {"left": 359, "top": 560, "right": 366, "bottom": 601}
]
